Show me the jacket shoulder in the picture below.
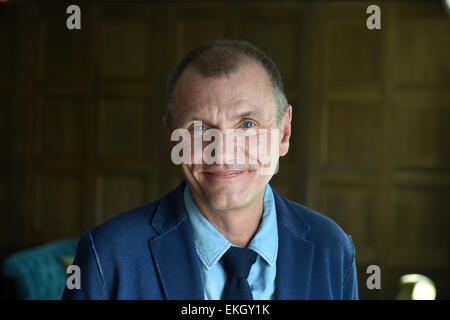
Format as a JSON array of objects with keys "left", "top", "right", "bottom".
[
  {"left": 285, "top": 199, "right": 355, "bottom": 259},
  {"left": 65, "top": 197, "right": 165, "bottom": 299},
  {"left": 88, "top": 197, "right": 162, "bottom": 250}
]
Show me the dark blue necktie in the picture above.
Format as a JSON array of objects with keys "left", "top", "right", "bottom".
[{"left": 221, "top": 246, "right": 257, "bottom": 300}]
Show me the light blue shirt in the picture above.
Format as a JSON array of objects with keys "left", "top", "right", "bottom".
[{"left": 183, "top": 184, "right": 278, "bottom": 300}]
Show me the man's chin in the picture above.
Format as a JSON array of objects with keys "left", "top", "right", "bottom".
[{"left": 203, "top": 195, "right": 249, "bottom": 212}]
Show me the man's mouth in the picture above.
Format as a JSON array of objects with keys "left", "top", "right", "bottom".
[{"left": 203, "top": 171, "right": 246, "bottom": 179}]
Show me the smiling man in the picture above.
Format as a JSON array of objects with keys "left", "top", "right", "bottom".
[{"left": 62, "top": 40, "right": 358, "bottom": 300}]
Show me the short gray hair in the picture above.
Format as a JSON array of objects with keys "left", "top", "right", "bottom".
[{"left": 166, "top": 40, "right": 288, "bottom": 127}]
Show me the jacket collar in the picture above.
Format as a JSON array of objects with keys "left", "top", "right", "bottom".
[
  {"left": 272, "top": 189, "right": 314, "bottom": 299},
  {"left": 148, "top": 180, "right": 205, "bottom": 299},
  {"left": 148, "top": 180, "right": 314, "bottom": 300},
  {"left": 150, "top": 180, "right": 188, "bottom": 235},
  {"left": 150, "top": 180, "right": 311, "bottom": 237}
]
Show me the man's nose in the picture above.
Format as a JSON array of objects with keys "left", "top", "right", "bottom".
[
  {"left": 195, "top": 129, "right": 243, "bottom": 165},
  {"left": 218, "top": 129, "right": 251, "bottom": 165}
]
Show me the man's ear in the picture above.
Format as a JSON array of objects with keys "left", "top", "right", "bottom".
[
  {"left": 279, "top": 105, "right": 292, "bottom": 157},
  {"left": 163, "top": 116, "right": 171, "bottom": 135},
  {"left": 163, "top": 116, "right": 177, "bottom": 148}
]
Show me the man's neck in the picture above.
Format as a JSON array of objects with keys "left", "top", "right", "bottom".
[{"left": 190, "top": 189, "right": 265, "bottom": 248}]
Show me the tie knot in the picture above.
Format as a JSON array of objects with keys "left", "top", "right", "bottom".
[{"left": 221, "top": 246, "right": 257, "bottom": 278}]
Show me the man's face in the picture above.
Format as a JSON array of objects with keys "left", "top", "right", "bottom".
[{"left": 167, "top": 61, "right": 291, "bottom": 212}]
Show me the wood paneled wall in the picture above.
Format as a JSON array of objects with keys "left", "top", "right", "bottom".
[
  {"left": 307, "top": 2, "right": 450, "bottom": 299},
  {"left": 0, "top": 1, "right": 448, "bottom": 299}
]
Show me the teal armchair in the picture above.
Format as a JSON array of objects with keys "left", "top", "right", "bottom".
[{"left": 1, "top": 239, "right": 79, "bottom": 300}]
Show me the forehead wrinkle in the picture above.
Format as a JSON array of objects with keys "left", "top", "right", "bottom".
[
  {"left": 179, "top": 100, "right": 274, "bottom": 129},
  {"left": 172, "top": 62, "right": 277, "bottom": 128},
  {"left": 232, "top": 103, "right": 274, "bottom": 124}
]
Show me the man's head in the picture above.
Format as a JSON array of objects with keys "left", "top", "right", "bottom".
[
  {"left": 167, "top": 40, "right": 289, "bottom": 128},
  {"left": 164, "top": 39, "right": 292, "bottom": 213}
]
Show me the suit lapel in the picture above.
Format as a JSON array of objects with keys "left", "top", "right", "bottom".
[
  {"left": 148, "top": 181, "right": 204, "bottom": 300},
  {"left": 273, "top": 189, "right": 315, "bottom": 300},
  {"left": 147, "top": 181, "right": 314, "bottom": 300}
]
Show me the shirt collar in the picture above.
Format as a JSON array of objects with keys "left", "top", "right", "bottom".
[
  {"left": 247, "top": 184, "right": 278, "bottom": 266},
  {"left": 184, "top": 184, "right": 278, "bottom": 271}
]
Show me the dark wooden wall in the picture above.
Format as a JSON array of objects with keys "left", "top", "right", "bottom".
[{"left": 0, "top": 1, "right": 449, "bottom": 299}]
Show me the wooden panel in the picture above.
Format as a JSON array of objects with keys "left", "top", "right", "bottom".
[
  {"left": 96, "top": 173, "right": 146, "bottom": 223},
  {"left": 176, "top": 17, "right": 226, "bottom": 59},
  {"left": 99, "top": 8, "right": 153, "bottom": 80},
  {"left": 237, "top": 19, "right": 297, "bottom": 88},
  {"left": 391, "top": 186, "right": 449, "bottom": 251},
  {"left": 0, "top": 7, "right": 16, "bottom": 78},
  {"left": 35, "top": 96, "right": 84, "bottom": 158},
  {"left": 322, "top": 183, "right": 376, "bottom": 251},
  {"left": 0, "top": 96, "right": 11, "bottom": 156},
  {"left": 392, "top": 107, "right": 450, "bottom": 168},
  {"left": 269, "top": 162, "right": 304, "bottom": 205},
  {"left": 269, "top": 168, "right": 294, "bottom": 203},
  {"left": 34, "top": 171, "right": 83, "bottom": 238},
  {"left": 163, "top": 167, "right": 185, "bottom": 195},
  {"left": 36, "top": 5, "right": 87, "bottom": 80},
  {"left": 322, "top": 102, "right": 381, "bottom": 170},
  {"left": 393, "top": 20, "right": 450, "bottom": 85},
  {"left": 324, "top": 20, "right": 382, "bottom": 86},
  {"left": 98, "top": 98, "right": 148, "bottom": 160},
  {"left": 0, "top": 173, "right": 10, "bottom": 242}
]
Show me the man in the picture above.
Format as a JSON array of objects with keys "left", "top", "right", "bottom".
[{"left": 62, "top": 40, "right": 358, "bottom": 300}]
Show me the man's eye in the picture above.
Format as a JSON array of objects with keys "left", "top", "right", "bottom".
[
  {"left": 192, "top": 124, "right": 208, "bottom": 131},
  {"left": 240, "top": 120, "right": 256, "bottom": 129}
]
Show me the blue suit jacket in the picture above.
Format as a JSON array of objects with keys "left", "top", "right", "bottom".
[{"left": 62, "top": 180, "right": 358, "bottom": 300}]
